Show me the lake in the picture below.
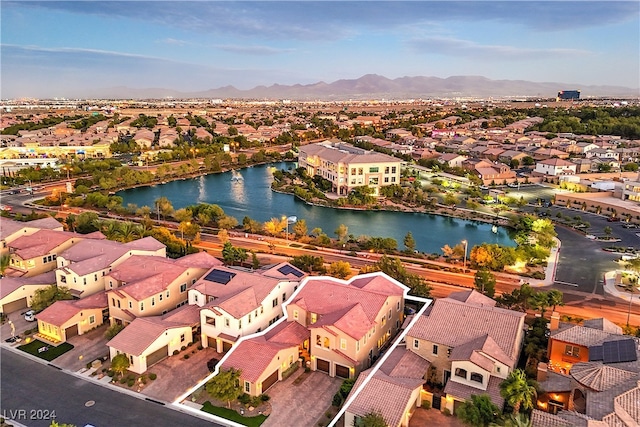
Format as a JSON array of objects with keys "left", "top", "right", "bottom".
[{"left": 117, "top": 162, "right": 515, "bottom": 253}]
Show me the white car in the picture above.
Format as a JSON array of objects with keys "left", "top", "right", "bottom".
[{"left": 24, "top": 310, "right": 36, "bottom": 322}]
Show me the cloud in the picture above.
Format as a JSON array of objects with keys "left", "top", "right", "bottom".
[
  {"left": 409, "top": 37, "right": 592, "bottom": 60},
  {"left": 215, "top": 44, "right": 295, "bottom": 55},
  {"left": 8, "top": 1, "right": 638, "bottom": 40},
  {"left": 158, "top": 38, "right": 190, "bottom": 46}
]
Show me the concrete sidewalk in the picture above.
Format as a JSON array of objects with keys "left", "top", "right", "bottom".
[{"left": 603, "top": 270, "right": 640, "bottom": 307}]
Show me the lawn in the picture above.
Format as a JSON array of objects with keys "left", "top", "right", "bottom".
[
  {"left": 18, "top": 339, "right": 74, "bottom": 361},
  {"left": 201, "top": 401, "right": 267, "bottom": 427}
]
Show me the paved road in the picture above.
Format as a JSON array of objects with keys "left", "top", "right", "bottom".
[{"left": 0, "top": 348, "right": 220, "bottom": 427}]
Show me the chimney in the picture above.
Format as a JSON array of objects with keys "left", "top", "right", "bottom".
[
  {"left": 537, "top": 361, "right": 548, "bottom": 382},
  {"left": 550, "top": 311, "right": 560, "bottom": 331}
]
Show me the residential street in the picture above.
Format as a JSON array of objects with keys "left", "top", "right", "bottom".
[{"left": 0, "top": 348, "right": 220, "bottom": 427}]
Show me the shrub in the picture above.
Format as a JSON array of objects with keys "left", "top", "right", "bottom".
[
  {"left": 183, "top": 354, "right": 190, "bottom": 359},
  {"left": 443, "top": 408, "right": 451, "bottom": 416},
  {"left": 332, "top": 392, "right": 344, "bottom": 407},
  {"left": 127, "top": 379, "right": 135, "bottom": 387},
  {"left": 260, "top": 394, "right": 270, "bottom": 402},
  {"left": 173, "top": 350, "right": 179, "bottom": 356},
  {"left": 422, "top": 400, "right": 431, "bottom": 410},
  {"left": 238, "top": 393, "right": 251, "bottom": 405},
  {"left": 181, "top": 346, "right": 187, "bottom": 351},
  {"left": 119, "top": 377, "right": 127, "bottom": 384},
  {"left": 107, "top": 370, "right": 114, "bottom": 377},
  {"left": 86, "top": 362, "right": 92, "bottom": 369},
  {"left": 197, "top": 345, "right": 203, "bottom": 350},
  {"left": 149, "top": 373, "right": 157, "bottom": 380}
]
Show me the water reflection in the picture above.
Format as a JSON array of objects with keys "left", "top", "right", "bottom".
[{"left": 118, "top": 162, "right": 514, "bottom": 253}]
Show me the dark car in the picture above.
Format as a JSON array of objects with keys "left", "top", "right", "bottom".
[
  {"left": 607, "top": 216, "right": 621, "bottom": 222},
  {"left": 207, "top": 358, "right": 220, "bottom": 372}
]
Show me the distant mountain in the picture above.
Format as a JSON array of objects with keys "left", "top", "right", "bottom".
[{"left": 89, "top": 74, "right": 638, "bottom": 100}]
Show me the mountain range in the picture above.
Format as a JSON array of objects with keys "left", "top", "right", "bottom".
[{"left": 83, "top": 74, "right": 638, "bottom": 100}]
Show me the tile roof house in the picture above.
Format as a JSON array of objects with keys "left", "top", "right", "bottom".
[
  {"left": 35, "top": 290, "right": 108, "bottom": 344},
  {"left": 344, "top": 347, "right": 431, "bottom": 427},
  {"left": 7, "top": 229, "right": 104, "bottom": 278},
  {"left": 190, "top": 262, "right": 306, "bottom": 353},
  {"left": 286, "top": 272, "right": 408, "bottom": 379},
  {"left": 107, "top": 304, "right": 202, "bottom": 374},
  {"left": 1, "top": 217, "right": 64, "bottom": 257},
  {"left": 405, "top": 290, "right": 526, "bottom": 414},
  {"left": 55, "top": 236, "right": 166, "bottom": 298},
  {"left": 106, "top": 252, "right": 222, "bottom": 325},
  {"left": 534, "top": 158, "right": 577, "bottom": 176},
  {"left": 0, "top": 271, "right": 56, "bottom": 315}
]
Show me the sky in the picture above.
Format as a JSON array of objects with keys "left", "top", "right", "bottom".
[{"left": 1, "top": 1, "right": 639, "bottom": 99}]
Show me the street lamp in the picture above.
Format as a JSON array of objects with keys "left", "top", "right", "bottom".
[
  {"left": 462, "top": 240, "right": 468, "bottom": 273},
  {"left": 284, "top": 216, "right": 297, "bottom": 241}
]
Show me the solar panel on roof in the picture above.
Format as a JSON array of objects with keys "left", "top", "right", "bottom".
[
  {"left": 589, "top": 345, "right": 604, "bottom": 362},
  {"left": 278, "top": 264, "right": 304, "bottom": 278},
  {"left": 204, "top": 269, "right": 236, "bottom": 285},
  {"left": 602, "top": 338, "right": 637, "bottom": 364}
]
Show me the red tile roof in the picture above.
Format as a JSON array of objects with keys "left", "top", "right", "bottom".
[
  {"left": 107, "top": 315, "right": 192, "bottom": 356},
  {"left": 220, "top": 336, "right": 294, "bottom": 383},
  {"left": 407, "top": 296, "right": 525, "bottom": 364},
  {"left": 0, "top": 271, "right": 56, "bottom": 299},
  {"left": 36, "top": 291, "right": 108, "bottom": 326},
  {"left": 10, "top": 230, "right": 80, "bottom": 259},
  {"left": 444, "top": 375, "right": 505, "bottom": 408}
]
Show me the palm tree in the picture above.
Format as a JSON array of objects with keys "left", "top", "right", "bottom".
[
  {"left": 499, "top": 369, "right": 537, "bottom": 415},
  {"left": 546, "top": 290, "right": 564, "bottom": 312},
  {"left": 94, "top": 219, "right": 120, "bottom": 240},
  {"left": 530, "top": 292, "right": 551, "bottom": 318},
  {"left": 65, "top": 214, "right": 77, "bottom": 232},
  {"left": 116, "top": 221, "right": 142, "bottom": 243}
]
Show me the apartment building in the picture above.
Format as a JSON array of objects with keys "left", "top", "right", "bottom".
[{"left": 298, "top": 140, "right": 402, "bottom": 196}]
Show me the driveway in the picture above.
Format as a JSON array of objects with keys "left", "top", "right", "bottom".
[
  {"left": 141, "top": 346, "right": 222, "bottom": 402},
  {"left": 262, "top": 370, "right": 342, "bottom": 427},
  {"left": 53, "top": 324, "right": 110, "bottom": 371},
  {"left": 409, "top": 407, "right": 466, "bottom": 427}
]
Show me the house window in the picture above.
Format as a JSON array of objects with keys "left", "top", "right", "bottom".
[
  {"left": 351, "top": 168, "right": 356, "bottom": 175},
  {"left": 470, "top": 373, "right": 483, "bottom": 383},
  {"left": 159, "top": 293, "right": 163, "bottom": 301},
  {"left": 89, "top": 315, "right": 95, "bottom": 324},
  {"left": 282, "top": 292, "right": 286, "bottom": 302},
  {"left": 369, "top": 167, "right": 379, "bottom": 173},
  {"left": 238, "top": 320, "right": 242, "bottom": 329},
  {"left": 48, "top": 255, "right": 53, "bottom": 262},
  {"left": 388, "top": 309, "right": 391, "bottom": 320},
  {"left": 384, "top": 177, "right": 389, "bottom": 183},
  {"left": 293, "top": 310, "right": 299, "bottom": 320},
  {"left": 129, "top": 301, "right": 132, "bottom": 309},
  {"left": 272, "top": 298, "right": 278, "bottom": 307},
  {"left": 180, "top": 334, "right": 185, "bottom": 342},
  {"left": 109, "top": 280, "right": 113, "bottom": 287},
  {"left": 94, "top": 274, "right": 98, "bottom": 282},
  {"left": 83, "top": 277, "right": 87, "bottom": 285},
  {"left": 496, "top": 366, "right": 501, "bottom": 373},
  {"left": 310, "top": 313, "right": 317, "bottom": 324},
  {"left": 112, "top": 298, "right": 116, "bottom": 307},
  {"left": 323, "top": 337, "right": 330, "bottom": 348},
  {"left": 130, "top": 355, "right": 134, "bottom": 364},
  {"left": 248, "top": 314, "right": 252, "bottom": 324},
  {"left": 244, "top": 381, "right": 250, "bottom": 393},
  {"left": 381, "top": 316, "right": 386, "bottom": 326},
  {"left": 340, "top": 339, "right": 347, "bottom": 350},
  {"left": 433, "top": 344, "right": 439, "bottom": 355},
  {"left": 391, "top": 166, "right": 397, "bottom": 173},
  {"left": 413, "top": 339, "right": 419, "bottom": 349},
  {"left": 260, "top": 306, "right": 264, "bottom": 314},
  {"left": 565, "top": 345, "right": 580, "bottom": 357},
  {"left": 151, "top": 297, "right": 155, "bottom": 306},
  {"left": 316, "top": 335, "right": 322, "bottom": 346},
  {"left": 225, "top": 318, "right": 230, "bottom": 327},
  {"left": 166, "top": 290, "right": 170, "bottom": 298},
  {"left": 356, "top": 341, "right": 360, "bottom": 352},
  {"left": 455, "top": 368, "right": 467, "bottom": 379},
  {"left": 180, "top": 284, "right": 187, "bottom": 293},
  {"left": 397, "top": 301, "right": 400, "bottom": 311},
  {"left": 385, "top": 167, "right": 389, "bottom": 174},
  {"left": 42, "top": 257, "right": 47, "bottom": 264},
  {"left": 117, "top": 300, "right": 121, "bottom": 308}
]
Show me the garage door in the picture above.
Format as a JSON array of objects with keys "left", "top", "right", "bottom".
[
  {"left": 207, "top": 336, "right": 217, "bottom": 349},
  {"left": 222, "top": 341, "right": 233, "bottom": 352},
  {"left": 65, "top": 324, "right": 79, "bottom": 339},
  {"left": 335, "top": 364, "right": 350, "bottom": 379},
  {"left": 147, "top": 345, "right": 168, "bottom": 367},
  {"left": 316, "top": 358, "right": 330, "bottom": 373},
  {"left": 2, "top": 297, "right": 27, "bottom": 314},
  {"left": 262, "top": 369, "right": 279, "bottom": 392}
]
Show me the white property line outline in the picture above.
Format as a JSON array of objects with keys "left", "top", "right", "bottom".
[{"left": 173, "top": 271, "right": 428, "bottom": 427}]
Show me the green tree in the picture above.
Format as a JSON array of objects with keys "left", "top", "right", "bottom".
[
  {"left": 474, "top": 268, "right": 496, "bottom": 298},
  {"left": 221, "top": 242, "right": 247, "bottom": 266},
  {"left": 360, "top": 255, "right": 431, "bottom": 297},
  {"left": 291, "top": 255, "right": 326, "bottom": 274},
  {"left": 355, "top": 411, "right": 387, "bottom": 427},
  {"left": 604, "top": 226, "right": 612, "bottom": 236},
  {"left": 217, "top": 215, "right": 238, "bottom": 230},
  {"left": 110, "top": 353, "right": 130, "bottom": 380},
  {"left": 116, "top": 221, "right": 142, "bottom": 243},
  {"left": 65, "top": 214, "right": 77, "bottom": 232},
  {"left": 499, "top": 369, "right": 537, "bottom": 415},
  {"left": 105, "top": 323, "right": 125, "bottom": 339},
  {"left": 251, "top": 251, "right": 260, "bottom": 269},
  {"left": 546, "top": 290, "right": 564, "bottom": 312},
  {"left": 206, "top": 368, "right": 243, "bottom": 408},
  {"left": 530, "top": 291, "right": 551, "bottom": 317},
  {"left": 30, "top": 285, "right": 73, "bottom": 312},
  {"left": 154, "top": 196, "right": 174, "bottom": 220},
  {"left": 75, "top": 212, "right": 99, "bottom": 234},
  {"left": 335, "top": 224, "right": 349, "bottom": 242},
  {"left": 403, "top": 232, "right": 416, "bottom": 253},
  {"left": 0, "top": 253, "right": 11, "bottom": 277},
  {"left": 292, "top": 219, "right": 308, "bottom": 238},
  {"left": 456, "top": 394, "right": 501, "bottom": 427},
  {"left": 328, "top": 261, "right": 352, "bottom": 279}
]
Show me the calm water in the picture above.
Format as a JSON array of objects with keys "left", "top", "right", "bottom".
[{"left": 118, "top": 162, "right": 514, "bottom": 253}]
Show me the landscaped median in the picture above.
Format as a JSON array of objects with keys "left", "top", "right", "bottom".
[{"left": 17, "top": 339, "right": 73, "bottom": 362}]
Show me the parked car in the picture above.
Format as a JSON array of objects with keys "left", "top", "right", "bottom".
[
  {"left": 0, "top": 204, "right": 12, "bottom": 211},
  {"left": 24, "top": 310, "right": 36, "bottom": 322},
  {"left": 607, "top": 216, "right": 621, "bottom": 222}
]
